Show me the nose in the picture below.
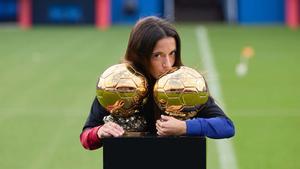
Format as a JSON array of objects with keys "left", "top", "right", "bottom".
[{"left": 162, "top": 55, "right": 172, "bottom": 69}]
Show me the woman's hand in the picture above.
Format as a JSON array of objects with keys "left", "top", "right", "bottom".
[
  {"left": 156, "top": 115, "right": 187, "bottom": 136},
  {"left": 97, "top": 122, "right": 124, "bottom": 138}
]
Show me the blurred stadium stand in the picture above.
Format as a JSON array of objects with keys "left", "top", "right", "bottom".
[
  {"left": 111, "top": 0, "right": 163, "bottom": 24},
  {"left": 0, "top": 0, "right": 299, "bottom": 28},
  {"left": 238, "top": 0, "right": 285, "bottom": 24},
  {"left": 174, "top": 0, "right": 224, "bottom": 22},
  {"left": 0, "top": 0, "right": 17, "bottom": 22},
  {"left": 32, "top": 0, "right": 94, "bottom": 24}
]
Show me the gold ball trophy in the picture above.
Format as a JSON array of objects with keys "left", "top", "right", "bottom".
[
  {"left": 153, "top": 66, "right": 209, "bottom": 120},
  {"left": 96, "top": 63, "right": 148, "bottom": 136}
]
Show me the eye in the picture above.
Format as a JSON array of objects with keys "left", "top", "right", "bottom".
[
  {"left": 169, "top": 50, "right": 176, "bottom": 56},
  {"left": 152, "top": 52, "right": 162, "bottom": 58}
]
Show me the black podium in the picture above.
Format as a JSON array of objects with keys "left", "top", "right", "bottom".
[{"left": 102, "top": 135, "right": 206, "bottom": 169}]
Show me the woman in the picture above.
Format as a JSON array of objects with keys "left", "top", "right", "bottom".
[{"left": 80, "top": 16, "right": 235, "bottom": 150}]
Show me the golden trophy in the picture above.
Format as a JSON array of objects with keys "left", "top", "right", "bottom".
[
  {"left": 96, "top": 63, "right": 148, "bottom": 135},
  {"left": 153, "top": 66, "right": 209, "bottom": 120}
]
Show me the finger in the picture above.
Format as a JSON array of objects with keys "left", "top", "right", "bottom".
[
  {"left": 107, "top": 122, "right": 124, "bottom": 133},
  {"left": 101, "top": 130, "right": 113, "bottom": 137},
  {"left": 157, "top": 130, "right": 166, "bottom": 136},
  {"left": 98, "top": 128, "right": 112, "bottom": 138},
  {"left": 156, "top": 123, "right": 162, "bottom": 131},
  {"left": 156, "top": 127, "right": 163, "bottom": 135},
  {"left": 108, "top": 126, "right": 124, "bottom": 135},
  {"left": 109, "top": 122, "right": 124, "bottom": 132},
  {"left": 156, "top": 123, "right": 167, "bottom": 134},
  {"left": 106, "top": 125, "right": 124, "bottom": 137},
  {"left": 103, "top": 124, "right": 123, "bottom": 137},
  {"left": 156, "top": 120, "right": 163, "bottom": 128},
  {"left": 106, "top": 128, "right": 122, "bottom": 137},
  {"left": 161, "top": 115, "right": 172, "bottom": 121}
]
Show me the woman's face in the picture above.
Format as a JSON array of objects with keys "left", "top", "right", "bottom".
[{"left": 149, "top": 37, "right": 176, "bottom": 79}]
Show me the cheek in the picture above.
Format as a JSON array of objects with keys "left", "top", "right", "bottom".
[
  {"left": 171, "top": 57, "right": 176, "bottom": 66},
  {"left": 149, "top": 61, "right": 161, "bottom": 76}
]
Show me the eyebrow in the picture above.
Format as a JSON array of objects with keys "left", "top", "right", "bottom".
[
  {"left": 169, "top": 49, "right": 176, "bottom": 53},
  {"left": 152, "top": 49, "right": 176, "bottom": 54}
]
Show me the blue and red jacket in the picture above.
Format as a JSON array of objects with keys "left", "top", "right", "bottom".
[{"left": 80, "top": 96, "right": 235, "bottom": 150}]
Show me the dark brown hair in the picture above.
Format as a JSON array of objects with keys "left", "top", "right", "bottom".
[
  {"left": 124, "top": 16, "right": 183, "bottom": 82},
  {"left": 123, "top": 16, "right": 184, "bottom": 130}
]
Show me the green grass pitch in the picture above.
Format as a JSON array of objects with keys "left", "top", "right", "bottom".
[{"left": 0, "top": 24, "right": 299, "bottom": 169}]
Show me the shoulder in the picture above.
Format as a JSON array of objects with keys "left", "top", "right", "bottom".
[
  {"left": 91, "top": 97, "right": 110, "bottom": 113},
  {"left": 82, "top": 97, "right": 110, "bottom": 130},
  {"left": 196, "top": 96, "right": 227, "bottom": 118}
]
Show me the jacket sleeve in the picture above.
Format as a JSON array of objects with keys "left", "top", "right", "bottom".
[
  {"left": 186, "top": 117, "right": 235, "bottom": 138},
  {"left": 185, "top": 96, "right": 235, "bottom": 139},
  {"left": 80, "top": 126, "right": 103, "bottom": 150},
  {"left": 80, "top": 97, "right": 109, "bottom": 150}
]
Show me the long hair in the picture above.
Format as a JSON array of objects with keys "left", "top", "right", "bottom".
[{"left": 123, "top": 16, "right": 184, "bottom": 133}]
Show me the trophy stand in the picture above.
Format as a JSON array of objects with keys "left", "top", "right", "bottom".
[
  {"left": 102, "top": 136, "right": 206, "bottom": 169},
  {"left": 103, "top": 114, "right": 148, "bottom": 136}
]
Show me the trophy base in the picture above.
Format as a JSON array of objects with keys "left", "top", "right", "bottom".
[
  {"left": 123, "top": 131, "right": 149, "bottom": 137},
  {"left": 103, "top": 114, "right": 147, "bottom": 132}
]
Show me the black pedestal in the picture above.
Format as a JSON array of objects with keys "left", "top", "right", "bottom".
[{"left": 102, "top": 135, "right": 206, "bottom": 169}]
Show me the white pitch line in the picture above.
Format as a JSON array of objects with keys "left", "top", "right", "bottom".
[{"left": 196, "top": 26, "right": 238, "bottom": 169}]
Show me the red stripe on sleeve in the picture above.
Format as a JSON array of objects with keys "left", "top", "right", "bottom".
[{"left": 80, "top": 126, "right": 103, "bottom": 150}]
